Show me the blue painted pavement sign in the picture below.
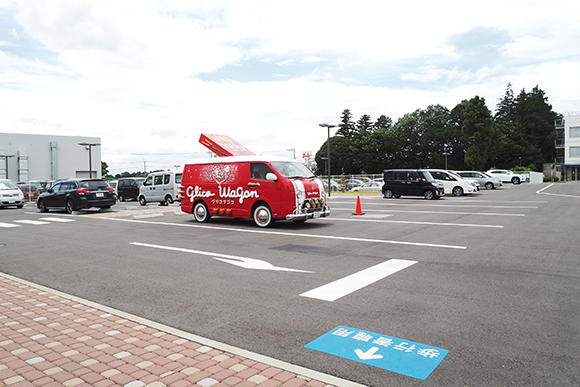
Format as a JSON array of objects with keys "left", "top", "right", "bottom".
[{"left": 305, "top": 326, "right": 449, "bottom": 380}]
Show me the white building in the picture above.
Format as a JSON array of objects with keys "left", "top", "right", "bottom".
[
  {"left": 0, "top": 133, "right": 102, "bottom": 182},
  {"left": 555, "top": 114, "right": 580, "bottom": 181}
]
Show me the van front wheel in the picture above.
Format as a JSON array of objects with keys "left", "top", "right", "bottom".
[
  {"left": 139, "top": 196, "right": 147, "bottom": 206},
  {"left": 193, "top": 202, "right": 211, "bottom": 223},
  {"left": 253, "top": 204, "right": 273, "bottom": 228},
  {"left": 164, "top": 195, "right": 174, "bottom": 205}
]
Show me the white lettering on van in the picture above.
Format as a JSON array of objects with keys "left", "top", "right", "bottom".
[
  {"left": 186, "top": 185, "right": 216, "bottom": 202},
  {"left": 219, "top": 186, "right": 259, "bottom": 204}
]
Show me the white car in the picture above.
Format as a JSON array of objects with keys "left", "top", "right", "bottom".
[
  {"left": 424, "top": 169, "right": 477, "bottom": 196},
  {"left": 351, "top": 181, "right": 383, "bottom": 192},
  {"left": 486, "top": 169, "right": 527, "bottom": 184},
  {"left": 456, "top": 171, "right": 503, "bottom": 190},
  {"left": 0, "top": 179, "right": 25, "bottom": 208}
]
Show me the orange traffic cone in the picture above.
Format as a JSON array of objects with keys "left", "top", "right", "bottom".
[{"left": 352, "top": 195, "right": 365, "bottom": 216}]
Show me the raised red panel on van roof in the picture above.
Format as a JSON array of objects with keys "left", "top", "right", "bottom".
[{"left": 199, "top": 133, "right": 256, "bottom": 157}]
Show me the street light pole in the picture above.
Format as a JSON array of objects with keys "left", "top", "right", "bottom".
[
  {"left": 78, "top": 142, "right": 101, "bottom": 178},
  {"left": 442, "top": 144, "right": 450, "bottom": 170},
  {"left": 319, "top": 123, "right": 337, "bottom": 197}
]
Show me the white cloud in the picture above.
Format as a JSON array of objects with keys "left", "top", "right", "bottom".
[{"left": 0, "top": 0, "right": 579, "bottom": 175}]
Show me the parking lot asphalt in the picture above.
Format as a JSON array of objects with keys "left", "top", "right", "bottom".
[{"left": 1, "top": 182, "right": 580, "bottom": 386}]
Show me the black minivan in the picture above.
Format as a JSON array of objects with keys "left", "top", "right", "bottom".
[
  {"left": 382, "top": 169, "right": 445, "bottom": 200},
  {"left": 117, "top": 177, "right": 145, "bottom": 202}
]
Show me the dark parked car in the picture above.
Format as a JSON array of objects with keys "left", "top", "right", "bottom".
[
  {"left": 117, "top": 177, "right": 145, "bottom": 202},
  {"left": 37, "top": 179, "right": 116, "bottom": 214},
  {"left": 382, "top": 169, "right": 445, "bottom": 200}
]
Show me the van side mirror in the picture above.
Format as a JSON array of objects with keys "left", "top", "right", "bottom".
[{"left": 266, "top": 173, "right": 278, "bottom": 181}]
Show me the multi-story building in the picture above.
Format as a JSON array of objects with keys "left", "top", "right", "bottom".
[
  {"left": 0, "top": 132, "right": 102, "bottom": 182},
  {"left": 555, "top": 114, "right": 580, "bottom": 181}
]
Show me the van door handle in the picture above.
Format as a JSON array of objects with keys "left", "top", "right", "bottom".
[{"left": 248, "top": 182, "right": 260, "bottom": 187}]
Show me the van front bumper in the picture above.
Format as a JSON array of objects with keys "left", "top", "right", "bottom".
[{"left": 286, "top": 206, "right": 331, "bottom": 222}]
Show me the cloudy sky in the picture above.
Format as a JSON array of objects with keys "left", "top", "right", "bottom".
[{"left": 1, "top": 0, "right": 579, "bottom": 175}]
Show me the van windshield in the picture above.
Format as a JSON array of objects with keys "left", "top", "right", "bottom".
[
  {"left": 270, "top": 162, "right": 315, "bottom": 179},
  {"left": 420, "top": 171, "right": 435, "bottom": 181}
]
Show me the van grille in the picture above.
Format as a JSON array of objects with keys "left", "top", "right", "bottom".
[{"left": 301, "top": 198, "right": 324, "bottom": 212}]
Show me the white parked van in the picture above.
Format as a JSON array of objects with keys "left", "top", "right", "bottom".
[{"left": 138, "top": 171, "right": 182, "bottom": 206}]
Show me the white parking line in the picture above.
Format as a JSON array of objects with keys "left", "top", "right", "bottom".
[
  {"left": 330, "top": 207, "right": 525, "bottom": 217},
  {"left": 536, "top": 184, "right": 580, "bottom": 198},
  {"left": 39, "top": 218, "right": 76, "bottom": 222},
  {"left": 13, "top": 220, "right": 50, "bottom": 225},
  {"left": 373, "top": 203, "right": 537, "bottom": 209},
  {"left": 328, "top": 217, "right": 503, "bottom": 228},
  {"left": 300, "top": 259, "right": 418, "bottom": 302},
  {"left": 0, "top": 222, "right": 21, "bottom": 228},
  {"left": 103, "top": 217, "right": 467, "bottom": 250}
]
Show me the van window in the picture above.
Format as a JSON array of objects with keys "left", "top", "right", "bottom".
[
  {"left": 251, "top": 163, "right": 274, "bottom": 180},
  {"left": 269, "top": 161, "right": 314, "bottom": 179},
  {"left": 393, "top": 171, "right": 406, "bottom": 180},
  {"left": 163, "top": 174, "right": 171, "bottom": 184},
  {"left": 176, "top": 173, "right": 182, "bottom": 184},
  {"left": 154, "top": 175, "right": 163, "bottom": 185},
  {"left": 419, "top": 171, "right": 435, "bottom": 181},
  {"left": 144, "top": 176, "right": 153, "bottom": 186},
  {"left": 384, "top": 171, "right": 393, "bottom": 180}
]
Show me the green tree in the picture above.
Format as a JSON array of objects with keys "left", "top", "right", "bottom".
[
  {"left": 452, "top": 96, "right": 496, "bottom": 170},
  {"left": 374, "top": 115, "right": 393, "bottom": 130},
  {"left": 336, "top": 109, "right": 356, "bottom": 138},
  {"left": 101, "top": 161, "right": 110, "bottom": 177},
  {"left": 315, "top": 136, "right": 355, "bottom": 175},
  {"left": 514, "top": 86, "right": 559, "bottom": 168},
  {"left": 493, "top": 83, "right": 526, "bottom": 166}
]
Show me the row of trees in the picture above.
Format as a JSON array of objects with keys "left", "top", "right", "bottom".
[{"left": 315, "top": 84, "right": 561, "bottom": 175}]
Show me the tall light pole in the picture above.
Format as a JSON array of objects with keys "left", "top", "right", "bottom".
[
  {"left": 78, "top": 142, "right": 100, "bottom": 178},
  {"left": 442, "top": 144, "right": 450, "bottom": 170},
  {"left": 319, "top": 123, "right": 336, "bottom": 197}
]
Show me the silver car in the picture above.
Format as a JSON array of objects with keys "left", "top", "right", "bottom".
[{"left": 456, "top": 171, "right": 503, "bottom": 190}]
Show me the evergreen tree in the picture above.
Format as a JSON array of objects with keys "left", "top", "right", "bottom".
[
  {"left": 374, "top": 115, "right": 393, "bottom": 130},
  {"left": 514, "top": 86, "right": 559, "bottom": 168},
  {"left": 336, "top": 109, "right": 356, "bottom": 138},
  {"left": 453, "top": 96, "right": 496, "bottom": 170}
]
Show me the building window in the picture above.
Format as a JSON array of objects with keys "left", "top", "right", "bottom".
[
  {"left": 571, "top": 127, "right": 580, "bottom": 137},
  {"left": 570, "top": 146, "right": 580, "bottom": 157}
]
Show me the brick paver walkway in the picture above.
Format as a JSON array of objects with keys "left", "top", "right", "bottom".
[{"left": 0, "top": 273, "right": 363, "bottom": 387}]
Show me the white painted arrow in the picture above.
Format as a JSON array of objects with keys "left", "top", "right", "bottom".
[
  {"left": 130, "top": 242, "right": 312, "bottom": 273},
  {"left": 355, "top": 347, "right": 383, "bottom": 360},
  {"left": 213, "top": 257, "right": 313, "bottom": 273}
]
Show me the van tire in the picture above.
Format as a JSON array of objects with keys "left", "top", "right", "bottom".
[
  {"left": 193, "top": 202, "right": 211, "bottom": 223},
  {"left": 139, "top": 196, "right": 147, "bottom": 206},
  {"left": 424, "top": 190, "right": 435, "bottom": 200},
  {"left": 383, "top": 189, "right": 393, "bottom": 199},
  {"left": 164, "top": 195, "right": 174, "bottom": 205},
  {"left": 253, "top": 204, "right": 273, "bottom": 228}
]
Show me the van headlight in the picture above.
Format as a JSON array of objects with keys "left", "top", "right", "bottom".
[{"left": 296, "top": 190, "right": 303, "bottom": 199}]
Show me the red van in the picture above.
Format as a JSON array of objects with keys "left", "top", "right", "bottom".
[{"left": 179, "top": 155, "right": 330, "bottom": 227}]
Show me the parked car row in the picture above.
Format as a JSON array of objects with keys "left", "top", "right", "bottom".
[{"left": 380, "top": 169, "right": 510, "bottom": 200}]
